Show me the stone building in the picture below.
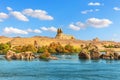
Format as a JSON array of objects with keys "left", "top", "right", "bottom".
[
  {"left": 55, "top": 28, "right": 75, "bottom": 39},
  {"left": 93, "top": 37, "right": 100, "bottom": 42}
]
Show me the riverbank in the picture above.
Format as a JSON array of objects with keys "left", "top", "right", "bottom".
[{"left": 1, "top": 36, "right": 120, "bottom": 51}]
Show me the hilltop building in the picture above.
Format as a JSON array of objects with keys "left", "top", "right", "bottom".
[
  {"left": 55, "top": 28, "right": 75, "bottom": 39},
  {"left": 93, "top": 37, "right": 100, "bottom": 42}
]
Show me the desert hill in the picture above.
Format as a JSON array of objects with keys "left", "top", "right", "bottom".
[{"left": 0, "top": 29, "right": 120, "bottom": 51}]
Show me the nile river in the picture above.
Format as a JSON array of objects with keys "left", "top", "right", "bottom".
[{"left": 0, "top": 55, "right": 120, "bottom": 80}]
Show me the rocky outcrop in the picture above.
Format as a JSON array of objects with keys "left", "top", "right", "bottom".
[
  {"left": 5, "top": 50, "right": 36, "bottom": 60},
  {"left": 79, "top": 46, "right": 120, "bottom": 60},
  {"left": 90, "top": 50, "right": 100, "bottom": 59},
  {"left": 78, "top": 49, "right": 91, "bottom": 59},
  {"left": 79, "top": 43, "right": 100, "bottom": 59},
  {"left": 5, "top": 50, "right": 16, "bottom": 60},
  {"left": 100, "top": 50, "right": 120, "bottom": 60}
]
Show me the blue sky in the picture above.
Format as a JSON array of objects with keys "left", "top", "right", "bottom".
[{"left": 0, "top": 0, "right": 120, "bottom": 41}]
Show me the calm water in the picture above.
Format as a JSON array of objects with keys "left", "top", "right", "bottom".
[{"left": 0, "top": 55, "right": 120, "bottom": 80}]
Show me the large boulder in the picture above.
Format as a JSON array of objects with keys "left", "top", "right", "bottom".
[
  {"left": 90, "top": 52, "right": 100, "bottom": 59},
  {"left": 90, "top": 48, "right": 100, "bottom": 59},
  {"left": 100, "top": 54, "right": 113, "bottom": 60},
  {"left": 114, "top": 52, "right": 119, "bottom": 60},
  {"left": 5, "top": 50, "right": 16, "bottom": 59},
  {"left": 78, "top": 49, "right": 90, "bottom": 59},
  {"left": 24, "top": 51, "right": 35, "bottom": 60}
]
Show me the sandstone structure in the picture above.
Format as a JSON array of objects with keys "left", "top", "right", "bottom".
[
  {"left": 93, "top": 37, "right": 100, "bottom": 42},
  {"left": 55, "top": 28, "right": 75, "bottom": 39}
]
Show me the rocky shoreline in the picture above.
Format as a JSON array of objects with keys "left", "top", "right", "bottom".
[
  {"left": 5, "top": 50, "right": 58, "bottom": 61},
  {"left": 78, "top": 44, "right": 120, "bottom": 60}
]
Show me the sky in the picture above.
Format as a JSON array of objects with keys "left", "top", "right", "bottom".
[{"left": 0, "top": 0, "right": 120, "bottom": 41}]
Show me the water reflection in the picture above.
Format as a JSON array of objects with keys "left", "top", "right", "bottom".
[{"left": 79, "top": 59, "right": 90, "bottom": 63}]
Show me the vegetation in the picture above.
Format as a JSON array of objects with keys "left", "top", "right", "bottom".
[
  {"left": 39, "top": 50, "right": 51, "bottom": 60},
  {"left": 37, "top": 42, "right": 80, "bottom": 54},
  {"left": 13, "top": 44, "right": 37, "bottom": 53},
  {"left": 0, "top": 43, "right": 11, "bottom": 54},
  {"left": 103, "top": 44, "right": 120, "bottom": 48},
  {"left": 0, "top": 42, "right": 81, "bottom": 55}
]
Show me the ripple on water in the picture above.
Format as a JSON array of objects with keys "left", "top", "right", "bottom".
[{"left": 0, "top": 55, "right": 120, "bottom": 80}]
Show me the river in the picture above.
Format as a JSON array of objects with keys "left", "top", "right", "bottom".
[{"left": 0, "top": 55, "right": 120, "bottom": 80}]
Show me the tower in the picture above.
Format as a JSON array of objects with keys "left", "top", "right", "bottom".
[{"left": 57, "top": 28, "right": 63, "bottom": 34}]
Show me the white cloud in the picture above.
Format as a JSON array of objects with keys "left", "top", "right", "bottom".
[
  {"left": 10, "top": 11, "right": 29, "bottom": 21},
  {"left": 27, "top": 29, "right": 42, "bottom": 33},
  {"left": 81, "top": 9, "right": 99, "bottom": 14},
  {"left": 69, "top": 24, "right": 81, "bottom": 31},
  {"left": 5, "top": 7, "right": 53, "bottom": 21},
  {"left": 3, "top": 27, "right": 42, "bottom": 35},
  {"left": 81, "top": 9, "right": 93, "bottom": 14},
  {"left": 88, "top": 2, "right": 101, "bottom": 6},
  {"left": 87, "top": 18, "right": 112, "bottom": 28},
  {"left": 113, "top": 7, "right": 120, "bottom": 11},
  {"left": 6, "top": 7, "right": 13, "bottom": 11},
  {"left": 3, "top": 27, "right": 28, "bottom": 34},
  {"left": 22, "top": 9, "right": 53, "bottom": 20},
  {"left": 0, "top": 12, "right": 9, "bottom": 22},
  {"left": 69, "top": 22, "right": 86, "bottom": 31},
  {"left": 41, "top": 27, "right": 57, "bottom": 32},
  {"left": 34, "top": 29, "right": 42, "bottom": 33},
  {"left": 69, "top": 18, "right": 112, "bottom": 30},
  {"left": 40, "top": 27, "right": 48, "bottom": 31}
]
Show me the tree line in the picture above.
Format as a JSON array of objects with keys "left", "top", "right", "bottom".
[{"left": 0, "top": 42, "right": 81, "bottom": 55}]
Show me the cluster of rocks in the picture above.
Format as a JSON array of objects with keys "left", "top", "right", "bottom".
[
  {"left": 79, "top": 49, "right": 120, "bottom": 60},
  {"left": 78, "top": 48, "right": 100, "bottom": 60},
  {"left": 79, "top": 43, "right": 120, "bottom": 60},
  {"left": 100, "top": 50, "right": 120, "bottom": 60},
  {"left": 5, "top": 50, "right": 36, "bottom": 60},
  {"left": 5, "top": 50, "right": 58, "bottom": 61}
]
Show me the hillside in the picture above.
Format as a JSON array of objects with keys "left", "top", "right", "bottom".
[
  {"left": 0, "top": 29, "right": 120, "bottom": 51},
  {"left": 0, "top": 35, "right": 120, "bottom": 51}
]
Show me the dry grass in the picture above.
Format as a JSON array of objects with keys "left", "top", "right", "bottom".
[{"left": 0, "top": 36, "right": 120, "bottom": 51}]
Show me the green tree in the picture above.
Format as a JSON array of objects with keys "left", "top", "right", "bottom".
[
  {"left": 64, "top": 44, "right": 75, "bottom": 53},
  {"left": 37, "top": 46, "right": 48, "bottom": 53},
  {"left": 21, "top": 44, "right": 37, "bottom": 53},
  {"left": 0, "top": 43, "right": 11, "bottom": 54}
]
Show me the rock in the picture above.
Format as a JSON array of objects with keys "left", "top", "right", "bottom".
[
  {"left": 78, "top": 50, "right": 90, "bottom": 59},
  {"left": 24, "top": 51, "right": 35, "bottom": 60},
  {"left": 90, "top": 48, "right": 100, "bottom": 59},
  {"left": 114, "top": 52, "right": 119, "bottom": 60},
  {"left": 100, "top": 51, "right": 119, "bottom": 60},
  {"left": 5, "top": 50, "right": 36, "bottom": 60},
  {"left": 90, "top": 51, "right": 100, "bottom": 59},
  {"left": 100, "top": 54, "right": 113, "bottom": 60},
  {"left": 12, "top": 53, "right": 21, "bottom": 60},
  {"left": 118, "top": 55, "right": 120, "bottom": 59},
  {"left": 5, "top": 50, "right": 16, "bottom": 60}
]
